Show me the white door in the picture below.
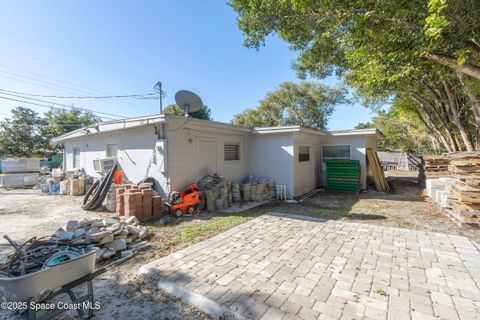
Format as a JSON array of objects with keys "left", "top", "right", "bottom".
[{"left": 197, "top": 139, "right": 217, "bottom": 178}]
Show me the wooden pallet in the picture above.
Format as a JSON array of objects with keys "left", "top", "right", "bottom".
[{"left": 443, "top": 209, "right": 480, "bottom": 229}]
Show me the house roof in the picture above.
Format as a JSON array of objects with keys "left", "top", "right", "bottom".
[
  {"left": 326, "top": 128, "right": 385, "bottom": 140},
  {"left": 253, "top": 126, "right": 385, "bottom": 139},
  {"left": 52, "top": 114, "right": 384, "bottom": 143}
]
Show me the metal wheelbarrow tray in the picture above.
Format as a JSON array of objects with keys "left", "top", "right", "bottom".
[{"left": 0, "top": 250, "right": 96, "bottom": 302}]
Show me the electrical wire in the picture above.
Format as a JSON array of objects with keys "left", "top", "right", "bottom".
[
  {"left": 0, "top": 71, "right": 157, "bottom": 113},
  {"left": 0, "top": 27, "right": 150, "bottom": 84},
  {"left": 0, "top": 95, "right": 119, "bottom": 121},
  {"left": 0, "top": 91, "right": 125, "bottom": 119},
  {"left": 0, "top": 88, "right": 158, "bottom": 100}
]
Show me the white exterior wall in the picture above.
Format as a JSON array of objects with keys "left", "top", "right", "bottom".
[
  {"left": 249, "top": 133, "right": 295, "bottom": 198},
  {"left": 293, "top": 132, "right": 322, "bottom": 196},
  {"left": 165, "top": 119, "right": 251, "bottom": 192},
  {"left": 64, "top": 126, "right": 169, "bottom": 196},
  {"left": 320, "top": 135, "right": 369, "bottom": 189}
]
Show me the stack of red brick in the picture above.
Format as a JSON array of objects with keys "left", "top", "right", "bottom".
[{"left": 115, "top": 184, "right": 164, "bottom": 221}]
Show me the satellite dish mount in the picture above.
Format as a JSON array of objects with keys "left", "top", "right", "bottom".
[{"left": 175, "top": 90, "right": 203, "bottom": 117}]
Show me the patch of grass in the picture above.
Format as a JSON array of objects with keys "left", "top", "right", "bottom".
[
  {"left": 373, "top": 289, "right": 388, "bottom": 296},
  {"left": 168, "top": 215, "right": 251, "bottom": 245}
]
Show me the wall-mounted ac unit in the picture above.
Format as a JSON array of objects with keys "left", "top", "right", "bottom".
[{"left": 93, "top": 157, "right": 116, "bottom": 173}]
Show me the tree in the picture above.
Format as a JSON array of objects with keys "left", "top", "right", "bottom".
[
  {"left": 42, "top": 108, "right": 100, "bottom": 151},
  {"left": 0, "top": 107, "right": 100, "bottom": 156},
  {"left": 0, "top": 107, "right": 45, "bottom": 157},
  {"left": 229, "top": 0, "right": 480, "bottom": 80},
  {"left": 229, "top": 0, "right": 480, "bottom": 152},
  {"left": 163, "top": 104, "right": 212, "bottom": 120},
  {"left": 232, "top": 81, "right": 347, "bottom": 130},
  {"left": 356, "top": 103, "right": 438, "bottom": 154}
]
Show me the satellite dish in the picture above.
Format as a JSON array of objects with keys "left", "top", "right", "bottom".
[{"left": 175, "top": 90, "right": 203, "bottom": 116}]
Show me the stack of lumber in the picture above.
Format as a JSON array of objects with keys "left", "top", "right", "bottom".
[
  {"left": 423, "top": 156, "right": 452, "bottom": 179},
  {"left": 366, "top": 149, "right": 391, "bottom": 192},
  {"left": 444, "top": 156, "right": 480, "bottom": 228},
  {"left": 325, "top": 160, "right": 361, "bottom": 193}
]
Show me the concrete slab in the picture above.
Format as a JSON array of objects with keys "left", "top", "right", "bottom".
[{"left": 140, "top": 213, "right": 480, "bottom": 320}]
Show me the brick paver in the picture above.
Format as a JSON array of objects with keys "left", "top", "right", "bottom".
[{"left": 141, "top": 213, "right": 480, "bottom": 319}]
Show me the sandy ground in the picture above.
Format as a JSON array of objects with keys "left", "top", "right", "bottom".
[
  {"left": 246, "top": 170, "right": 480, "bottom": 243},
  {"left": 0, "top": 189, "right": 211, "bottom": 320},
  {"left": 0, "top": 190, "right": 108, "bottom": 255}
]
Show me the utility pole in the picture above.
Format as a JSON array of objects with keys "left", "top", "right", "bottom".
[{"left": 154, "top": 81, "right": 164, "bottom": 114}]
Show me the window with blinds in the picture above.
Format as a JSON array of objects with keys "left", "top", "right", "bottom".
[
  {"left": 224, "top": 144, "right": 240, "bottom": 161},
  {"left": 298, "top": 146, "right": 310, "bottom": 162},
  {"left": 73, "top": 147, "right": 80, "bottom": 168}
]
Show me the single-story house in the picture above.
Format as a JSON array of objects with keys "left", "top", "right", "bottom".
[{"left": 52, "top": 114, "right": 384, "bottom": 198}]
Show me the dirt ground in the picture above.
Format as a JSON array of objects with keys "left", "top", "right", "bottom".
[
  {"left": 0, "top": 171, "right": 479, "bottom": 319},
  {"left": 247, "top": 170, "right": 480, "bottom": 243}
]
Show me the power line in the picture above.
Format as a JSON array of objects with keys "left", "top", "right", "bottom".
[
  {"left": 0, "top": 69, "right": 158, "bottom": 113},
  {"left": 0, "top": 95, "right": 120, "bottom": 121},
  {"left": 0, "top": 27, "right": 151, "bottom": 84},
  {"left": 0, "top": 63, "right": 159, "bottom": 108},
  {"left": 0, "top": 89, "right": 158, "bottom": 100},
  {"left": 0, "top": 91, "right": 125, "bottom": 119}
]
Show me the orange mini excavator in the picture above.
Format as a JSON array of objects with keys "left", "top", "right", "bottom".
[{"left": 165, "top": 183, "right": 203, "bottom": 217}]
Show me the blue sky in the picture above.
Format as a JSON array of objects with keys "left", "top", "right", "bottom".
[{"left": 0, "top": 1, "right": 373, "bottom": 130}]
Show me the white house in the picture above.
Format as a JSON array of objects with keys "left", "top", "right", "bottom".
[{"left": 52, "top": 114, "right": 384, "bottom": 198}]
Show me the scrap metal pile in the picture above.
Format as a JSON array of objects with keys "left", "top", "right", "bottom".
[{"left": 0, "top": 216, "right": 149, "bottom": 277}]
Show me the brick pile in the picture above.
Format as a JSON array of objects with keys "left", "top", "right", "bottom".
[{"left": 115, "top": 184, "right": 164, "bottom": 221}]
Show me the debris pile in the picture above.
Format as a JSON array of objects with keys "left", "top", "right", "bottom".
[
  {"left": 39, "top": 168, "right": 93, "bottom": 196},
  {"left": 0, "top": 217, "right": 149, "bottom": 277}
]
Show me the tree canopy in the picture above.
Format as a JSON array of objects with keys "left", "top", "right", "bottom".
[
  {"left": 0, "top": 106, "right": 99, "bottom": 157},
  {"left": 163, "top": 104, "right": 212, "bottom": 120},
  {"left": 232, "top": 81, "right": 347, "bottom": 130},
  {"left": 229, "top": 0, "right": 480, "bottom": 153}
]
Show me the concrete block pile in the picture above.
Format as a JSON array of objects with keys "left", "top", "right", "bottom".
[
  {"left": 115, "top": 184, "right": 164, "bottom": 221},
  {"left": 0, "top": 158, "right": 40, "bottom": 188},
  {"left": 199, "top": 174, "right": 276, "bottom": 212},
  {"left": 57, "top": 216, "right": 149, "bottom": 261},
  {"left": 426, "top": 177, "right": 457, "bottom": 208}
]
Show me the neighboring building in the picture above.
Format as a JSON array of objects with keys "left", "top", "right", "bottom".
[{"left": 52, "top": 114, "right": 384, "bottom": 198}]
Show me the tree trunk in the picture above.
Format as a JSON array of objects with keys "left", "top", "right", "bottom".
[
  {"left": 411, "top": 92, "right": 459, "bottom": 151},
  {"left": 415, "top": 108, "right": 452, "bottom": 152},
  {"left": 442, "top": 81, "right": 474, "bottom": 151},
  {"left": 426, "top": 53, "right": 480, "bottom": 80},
  {"left": 457, "top": 72, "right": 480, "bottom": 134}
]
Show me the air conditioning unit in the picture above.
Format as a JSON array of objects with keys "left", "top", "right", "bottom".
[{"left": 93, "top": 157, "right": 116, "bottom": 173}]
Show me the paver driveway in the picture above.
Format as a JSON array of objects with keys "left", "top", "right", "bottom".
[{"left": 140, "top": 213, "right": 480, "bottom": 320}]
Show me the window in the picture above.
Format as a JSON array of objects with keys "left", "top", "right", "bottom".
[
  {"left": 73, "top": 147, "right": 80, "bottom": 168},
  {"left": 322, "top": 145, "right": 350, "bottom": 161},
  {"left": 298, "top": 146, "right": 310, "bottom": 162},
  {"left": 107, "top": 144, "right": 118, "bottom": 157},
  {"left": 224, "top": 144, "right": 240, "bottom": 161}
]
